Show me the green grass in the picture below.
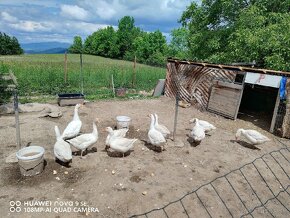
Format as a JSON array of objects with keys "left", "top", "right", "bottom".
[{"left": 0, "top": 54, "right": 166, "bottom": 102}]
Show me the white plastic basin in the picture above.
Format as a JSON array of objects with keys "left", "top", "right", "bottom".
[
  {"left": 16, "top": 146, "right": 45, "bottom": 176},
  {"left": 16, "top": 146, "right": 45, "bottom": 161},
  {"left": 116, "top": 116, "right": 131, "bottom": 129}
]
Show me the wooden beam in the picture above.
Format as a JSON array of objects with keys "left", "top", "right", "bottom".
[
  {"left": 167, "top": 58, "right": 290, "bottom": 77},
  {"left": 270, "top": 88, "right": 281, "bottom": 133}
]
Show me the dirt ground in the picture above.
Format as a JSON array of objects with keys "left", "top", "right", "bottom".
[{"left": 0, "top": 97, "right": 289, "bottom": 218}]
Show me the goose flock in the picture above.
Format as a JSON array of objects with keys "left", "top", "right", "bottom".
[{"left": 53, "top": 103, "right": 271, "bottom": 165}]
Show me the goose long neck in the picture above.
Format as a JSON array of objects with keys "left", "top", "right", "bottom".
[
  {"left": 73, "top": 106, "right": 80, "bottom": 120},
  {"left": 107, "top": 127, "right": 114, "bottom": 136},
  {"left": 92, "top": 122, "right": 98, "bottom": 136},
  {"left": 54, "top": 126, "right": 61, "bottom": 139},
  {"left": 150, "top": 114, "right": 155, "bottom": 129},
  {"left": 154, "top": 114, "right": 159, "bottom": 125}
]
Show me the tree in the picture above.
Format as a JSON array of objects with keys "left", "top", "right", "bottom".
[
  {"left": 117, "top": 16, "right": 141, "bottom": 58},
  {"left": 84, "top": 26, "right": 119, "bottom": 58},
  {"left": 226, "top": 5, "right": 290, "bottom": 71},
  {"left": 69, "top": 36, "right": 83, "bottom": 53},
  {"left": 179, "top": 0, "right": 290, "bottom": 71},
  {"left": 77, "top": 15, "right": 169, "bottom": 66},
  {"left": 167, "top": 27, "right": 190, "bottom": 59},
  {"left": 179, "top": 1, "right": 245, "bottom": 61},
  {"left": 0, "top": 32, "right": 23, "bottom": 55},
  {"left": 129, "top": 30, "right": 167, "bottom": 66}
]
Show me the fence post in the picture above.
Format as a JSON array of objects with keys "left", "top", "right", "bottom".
[
  {"left": 64, "top": 52, "right": 68, "bottom": 83},
  {"left": 80, "top": 53, "right": 83, "bottom": 95},
  {"left": 132, "top": 55, "right": 136, "bottom": 88},
  {"left": 173, "top": 91, "right": 179, "bottom": 141},
  {"left": 13, "top": 88, "right": 21, "bottom": 148},
  {"left": 112, "top": 74, "right": 115, "bottom": 98}
]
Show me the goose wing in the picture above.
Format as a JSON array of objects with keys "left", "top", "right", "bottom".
[
  {"left": 114, "top": 129, "right": 129, "bottom": 137},
  {"left": 54, "top": 140, "right": 72, "bottom": 161},
  {"left": 245, "top": 130, "right": 269, "bottom": 141},
  {"left": 110, "top": 138, "right": 137, "bottom": 152},
  {"left": 155, "top": 124, "right": 170, "bottom": 135},
  {"left": 148, "top": 129, "right": 166, "bottom": 144},
  {"left": 62, "top": 120, "right": 82, "bottom": 139},
  {"left": 199, "top": 120, "right": 216, "bottom": 131},
  {"left": 68, "top": 133, "right": 96, "bottom": 148},
  {"left": 191, "top": 126, "right": 205, "bottom": 141},
  {"left": 112, "top": 138, "right": 136, "bottom": 147}
]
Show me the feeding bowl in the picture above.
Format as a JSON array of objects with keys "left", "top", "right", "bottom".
[
  {"left": 16, "top": 146, "right": 45, "bottom": 176},
  {"left": 58, "top": 93, "right": 84, "bottom": 106},
  {"left": 116, "top": 115, "right": 131, "bottom": 129}
]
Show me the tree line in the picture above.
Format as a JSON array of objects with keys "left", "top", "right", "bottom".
[
  {"left": 70, "top": 1, "right": 289, "bottom": 71},
  {"left": 1, "top": 0, "right": 288, "bottom": 72},
  {"left": 0, "top": 32, "right": 23, "bottom": 55},
  {"left": 69, "top": 16, "right": 186, "bottom": 67}
]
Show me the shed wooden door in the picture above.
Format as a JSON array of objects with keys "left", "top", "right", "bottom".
[{"left": 207, "top": 80, "right": 244, "bottom": 119}]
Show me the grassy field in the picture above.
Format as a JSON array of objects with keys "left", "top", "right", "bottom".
[{"left": 0, "top": 54, "right": 166, "bottom": 102}]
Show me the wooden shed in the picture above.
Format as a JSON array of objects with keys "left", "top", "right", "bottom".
[{"left": 165, "top": 58, "right": 290, "bottom": 137}]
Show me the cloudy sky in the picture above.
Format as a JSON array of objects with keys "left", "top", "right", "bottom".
[{"left": 0, "top": 0, "right": 196, "bottom": 44}]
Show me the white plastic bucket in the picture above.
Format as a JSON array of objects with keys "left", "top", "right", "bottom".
[
  {"left": 116, "top": 116, "right": 131, "bottom": 129},
  {"left": 16, "top": 146, "right": 45, "bottom": 176}
]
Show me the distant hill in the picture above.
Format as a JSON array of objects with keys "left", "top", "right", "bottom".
[
  {"left": 25, "top": 47, "right": 68, "bottom": 54},
  {"left": 21, "top": 42, "right": 70, "bottom": 54}
]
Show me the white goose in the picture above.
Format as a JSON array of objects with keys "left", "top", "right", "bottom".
[
  {"left": 62, "top": 104, "right": 82, "bottom": 140},
  {"left": 67, "top": 119, "right": 99, "bottom": 158},
  {"left": 189, "top": 118, "right": 216, "bottom": 133},
  {"left": 148, "top": 114, "right": 166, "bottom": 149},
  {"left": 235, "top": 129, "right": 270, "bottom": 145},
  {"left": 105, "top": 127, "right": 128, "bottom": 146},
  {"left": 190, "top": 118, "right": 205, "bottom": 143},
  {"left": 105, "top": 127, "right": 137, "bottom": 157},
  {"left": 154, "top": 113, "right": 170, "bottom": 138},
  {"left": 54, "top": 126, "right": 72, "bottom": 163}
]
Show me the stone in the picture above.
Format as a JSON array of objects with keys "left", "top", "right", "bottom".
[{"left": 5, "top": 152, "right": 18, "bottom": 163}]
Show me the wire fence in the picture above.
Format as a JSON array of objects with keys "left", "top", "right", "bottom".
[{"left": 130, "top": 139, "right": 290, "bottom": 218}]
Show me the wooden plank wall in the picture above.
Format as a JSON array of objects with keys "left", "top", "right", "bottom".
[
  {"left": 165, "top": 62, "right": 236, "bottom": 109},
  {"left": 207, "top": 81, "right": 243, "bottom": 119},
  {"left": 282, "top": 78, "right": 290, "bottom": 138}
]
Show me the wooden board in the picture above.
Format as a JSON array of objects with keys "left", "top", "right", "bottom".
[
  {"left": 207, "top": 81, "right": 243, "bottom": 119},
  {"left": 270, "top": 88, "right": 280, "bottom": 133},
  {"left": 153, "top": 79, "right": 165, "bottom": 96}
]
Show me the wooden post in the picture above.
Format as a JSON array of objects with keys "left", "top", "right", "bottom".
[
  {"left": 234, "top": 72, "right": 246, "bottom": 120},
  {"left": 3, "top": 71, "right": 20, "bottom": 148},
  {"left": 282, "top": 79, "right": 290, "bottom": 137},
  {"left": 173, "top": 63, "right": 180, "bottom": 141},
  {"left": 111, "top": 74, "right": 115, "bottom": 98},
  {"left": 13, "top": 89, "right": 21, "bottom": 148},
  {"left": 173, "top": 91, "right": 179, "bottom": 141},
  {"left": 132, "top": 55, "right": 136, "bottom": 88},
  {"left": 64, "top": 52, "right": 68, "bottom": 83},
  {"left": 270, "top": 87, "right": 281, "bottom": 133},
  {"left": 80, "top": 53, "right": 83, "bottom": 95}
]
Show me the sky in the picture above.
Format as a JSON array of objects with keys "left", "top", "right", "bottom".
[{"left": 0, "top": 0, "right": 195, "bottom": 44}]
